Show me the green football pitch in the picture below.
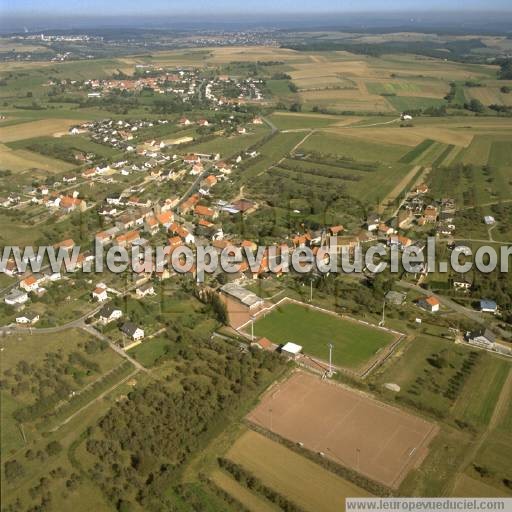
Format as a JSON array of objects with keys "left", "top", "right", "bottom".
[{"left": 253, "top": 302, "right": 395, "bottom": 369}]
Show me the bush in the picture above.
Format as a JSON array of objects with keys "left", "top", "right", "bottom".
[
  {"left": 4, "top": 460, "right": 24, "bottom": 482},
  {"left": 46, "top": 440, "right": 63, "bottom": 457}
]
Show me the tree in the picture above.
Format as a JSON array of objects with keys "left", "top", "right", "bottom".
[
  {"left": 498, "top": 59, "right": 512, "bottom": 80},
  {"left": 4, "top": 460, "right": 24, "bottom": 482},
  {"left": 466, "top": 99, "right": 485, "bottom": 113},
  {"left": 46, "top": 440, "right": 63, "bottom": 457}
]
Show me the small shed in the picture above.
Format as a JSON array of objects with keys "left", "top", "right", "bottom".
[{"left": 281, "top": 342, "right": 303, "bottom": 359}]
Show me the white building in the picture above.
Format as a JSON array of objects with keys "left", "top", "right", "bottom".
[{"left": 281, "top": 342, "right": 303, "bottom": 359}]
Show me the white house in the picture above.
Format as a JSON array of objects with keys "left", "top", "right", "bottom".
[
  {"left": 98, "top": 304, "right": 123, "bottom": 324},
  {"left": 136, "top": 282, "right": 155, "bottom": 298},
  {"left": 121, "top": 322, "right": 145, "bottom": 341},
  {"left": 92, "top": 286, "right": 108, "bottom": 302},
  {"left": 5, "top": 289, "right": 29, "bottom": 306},
  {"left": 16, "top": 312, "right": 40, "bottom": 325}
]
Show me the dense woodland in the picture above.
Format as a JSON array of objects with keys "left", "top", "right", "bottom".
[{"left": 82, "top": 337, "right": 285, "bottom": 511}]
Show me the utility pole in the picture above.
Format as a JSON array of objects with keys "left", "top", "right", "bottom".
[
  {"left": 310, "top": 278, "right": 314, "bottom": 302},
  {"left": 251, "top": 316, "right": 254, "bottom": 342}
]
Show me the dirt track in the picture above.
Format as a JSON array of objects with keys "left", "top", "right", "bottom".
[{"left": 248, "top": 371, "right": 438, "bottom": 489}]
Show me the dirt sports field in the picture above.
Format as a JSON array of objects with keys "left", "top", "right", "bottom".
[{"left": 248, "top": 371, "right": 439, "bottom": 489}]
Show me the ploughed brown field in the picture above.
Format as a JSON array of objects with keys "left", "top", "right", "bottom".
[{"left": 247, "top": 371, "right": 439, "bottom": 489}]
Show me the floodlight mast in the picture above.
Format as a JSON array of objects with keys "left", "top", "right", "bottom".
[
  {"left": 328, "top": 343, "right": 333, "bottom": 377},
  {"left": 379, "top": 299, "right": 385, "bottom": 327}
]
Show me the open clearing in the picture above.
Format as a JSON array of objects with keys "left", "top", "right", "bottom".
[
  {"left": 0, "top": 118, "right": 81, "bottom": 142},
  {"left": 247, "top": 371, "right": 438, "bottom": 489},
  {"left": 226, "top": 430, "right": 370, "bottom": 512},
  {"left": 252, "top": 301, "right": 396, "bottom": 369}
]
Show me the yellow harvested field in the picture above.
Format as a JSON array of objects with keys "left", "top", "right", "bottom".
[
  {"left": 272, "top": 112, "right": 361, "bottom": 125},
  {"left": 466, "top": 86, "right": 512, "bottom": 107},
  {"left": 0, "top": 143, "right": 74, "bottom": 172},
  {"left": 290, "top": 60, "right": 372, "bottom": 79},
  {"left": 0, "top": 119, "right": 81, "bottom": 142},
  {"left": 227, "top": 430, "right": 370, "bottom": 512},
  {"left": 294, "top": 76, "right": 355, "bottom": 90},
  {"left": 148, "top": 46, "right": 305, "bottom": 66},
  {"left": 323, "top": 125, "right": 474, "bottom": 147},
  {"left": 211, "top": 470, "right": 279, "bottom": 512},
  {"left": 299, "top": 89, "right": 394, "bottom": 112}
]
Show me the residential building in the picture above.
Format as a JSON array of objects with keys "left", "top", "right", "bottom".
[
  {"left": 418, "top": 296, "right": 440, "bottom": 313},
  {"left": 121, "top": 322, "right": 145, "bottom": 341}
]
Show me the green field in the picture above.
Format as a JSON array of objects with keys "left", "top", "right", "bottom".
[
  {"left": 452, "top": 356, "right": 511, "bottom": 429},
  {"left": 399, "top": 139, "right": 435, "bottom": 163},
  {"left": 268, "top": 113, "right": 341, "bottom": 130},
  {"left": 373, "top": 335, "right": 510, "bottom": 425},
  {"left": 128, "top": 336, "right": 173, "bottom": 367},
  {"left": 386, "top": 96, "right": 447, "bottom": 112},
  {"left": 466, "top": 432, "right": 512, "bottom": 495},
  {"left": 302, "top": 131, "right": 409, "bottom": 163},
  {"left": 253, "top": 302, "right": 394, "bottom": 369},
  {"left": 367, "top": 81, "right": 423, "bottom": 95}
]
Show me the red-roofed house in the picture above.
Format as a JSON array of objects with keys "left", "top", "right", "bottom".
[
  {"left": 194, "top": 204, "right": 217, "bottom": 219},
  {"left": 418, "top": 296, "right": 440, "bottom": 313}
]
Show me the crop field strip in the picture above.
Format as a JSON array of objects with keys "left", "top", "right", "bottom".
[
  {"left": 224, "top": 430, "right": 371, "bottom": 512},
  {"left": 399, "top": 139, "right": 436, "bottom": 164}
]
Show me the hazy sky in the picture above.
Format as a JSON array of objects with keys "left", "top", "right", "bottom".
[{"left": 3, "top": 0, "right": 511, "bottom": 16}]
